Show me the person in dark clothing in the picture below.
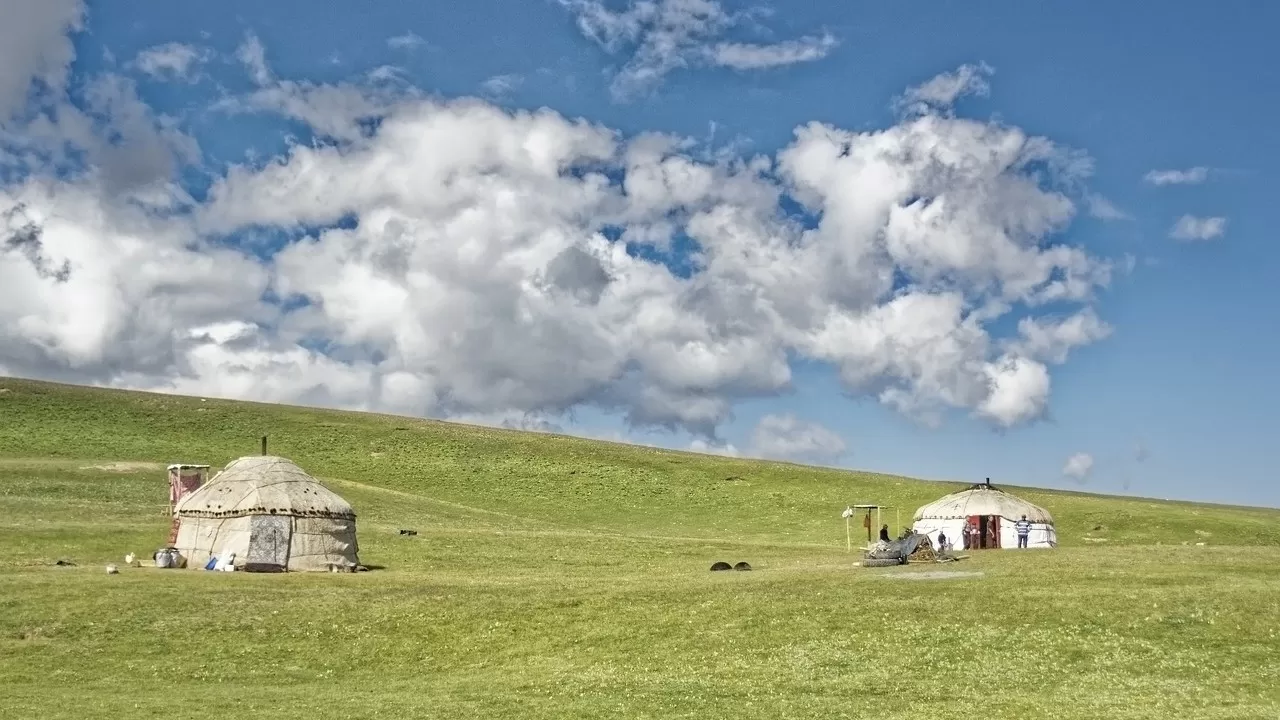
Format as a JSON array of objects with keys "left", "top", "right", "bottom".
[
  {"left": 937, "top": 529, "right": 948, "bottom": 553},
  {"left": 879, "top": 524, "right": 891, "bottom": 543}
]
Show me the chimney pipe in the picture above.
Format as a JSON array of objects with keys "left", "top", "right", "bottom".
[{"left": 261, "top": 435, "right": 268, "bottom": 455}]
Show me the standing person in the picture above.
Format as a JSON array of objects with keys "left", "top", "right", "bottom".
[
  {"left": 937, "top": 529, "right": 948, "bottom": 553},
  {"left": 1015, "top": 514, "right": 1032, "bottom": 548},
  {"left": 879, "top": 524, "right": 891, "bottom": 543}
]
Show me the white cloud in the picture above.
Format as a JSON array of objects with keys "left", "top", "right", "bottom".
[
  {"left": 712, "top": 33, "right": 839, "bottom": 70},
  {"left": 976, "top": 355, "right": 1051, "bottom": 427},
  {"left": 133, "top": 43, "right": 211, "bottom": 83},
  {"left": 387, "top": 32, "right": 428, "bottom": 51},
  {"left": 1062, "top": 452, "right": 1094, "bottom": 481},
  {"left": 1, "top": 29, "right": 1120, "bottom": 439},
  {"left": 1011, "top": 308, "right": 1113, "bottom": 365},
  {"left": 0, "top": 0, "right": 84, "bottom": 121},
  {"left": 1085, "top": 193, "right": 1129, "bottom": 221},
  {"left": 1143, "top": 167, "right": 1209, "bottom": 186},
  {"left": 214, "top": 43, "right": 416, "bottom": 143},
  {"left": 0, "top": 7, "right": 199, "bottom": 198},
  {"left": 481, "top": 74, "right": 524, "bottom": 99},
  {"left": 1169, "top": 214, "right": 1227, "bottom": 242},
  {"left": 894, "top": 62, "right": 993, "bottom": 116},
  {"left": 749, "top": 414, "right": 846, "bottom": 463},
  {"left": 235, "top": 32, "right": 273, "bottom": 87},
  {"left": 557, "top": 0, "right": 837, "bottom": 100}
]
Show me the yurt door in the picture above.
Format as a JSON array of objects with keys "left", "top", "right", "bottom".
[
  {"left": 246, "top": 515, "right": 292, "bottom": 571},
  {"left": 965, "top": 516, "right": 980, "bottom": 549},
  {"left": 972, "top": 516, "right": 1001, "bottom": 549}
]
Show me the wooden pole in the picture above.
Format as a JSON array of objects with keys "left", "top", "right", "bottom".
[{"left": 845, "top": 516, "right": 851, "bottom": 552}]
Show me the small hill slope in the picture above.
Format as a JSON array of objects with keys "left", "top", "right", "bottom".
[
  {"left": 1, "top": 377, "right": 1276, "bottom": 548},
  {"left": 2, "top": 377, "right": 1280, "bottom": 719}
]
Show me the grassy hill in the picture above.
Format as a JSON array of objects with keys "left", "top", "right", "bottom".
[{"left": 1, "top": 377, "right": 1278, "bottom": 719}]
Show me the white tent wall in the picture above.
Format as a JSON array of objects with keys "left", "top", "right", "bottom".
[
  {"left": 173, "top": 515, "right": 359, "bottom": 571},
  {"left": 285, "top": 517, "right": 359, "bottom": 571},
  {"left": 910, "top": 517, "right": 1057, "bottom": 550},
  {"left": 173, "top": 516, "right": 253, "bottom": 568}
]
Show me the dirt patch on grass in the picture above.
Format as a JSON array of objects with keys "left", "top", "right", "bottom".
[
  {"left": 882, "top": 570, "right": 984, "bottom": 581},
  {"left": 80, "top": 461, "right": 167, "bottom": 473}
]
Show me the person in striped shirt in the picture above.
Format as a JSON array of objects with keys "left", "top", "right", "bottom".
[{"left": 1015, "top": 515, "right": 1032, "bottom": 548}]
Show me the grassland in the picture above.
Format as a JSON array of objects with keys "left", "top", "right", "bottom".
[{"left": 1, "top": 377, "right": 1278, "bottom": 719}]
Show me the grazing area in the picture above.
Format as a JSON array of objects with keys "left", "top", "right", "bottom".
[{"left": 1, "top": 377, "right": 1278, "bottom": 719}]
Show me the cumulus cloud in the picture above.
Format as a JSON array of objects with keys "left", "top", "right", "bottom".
[
  {"left": 1062, "top": 452, "right": 1094, "bottom": 481},
  {"left": 133, "top": 43, "right": 211, "bottom": 83},
  {"left": 749, "top": 413, "right": 846, "bottom": 463},
  {"left": 1144, "top": 167, "right": 1209, "bottom": 186},
  {"left": 218, "top": 36, "right": 416, "bottom": 143},
  {"left": 1, "top": 25, "right": 1121, "bottom": 440},
  {"left": 894, "top": 62, "right": 993, "bottom": 117},
  {"left": 0, "top": 0, "right": 84, "bottom": 121},
  {"left": 1011, "top": 308, "right": 1113, "bottom": 365},
  {"left": 1169, "top": 214, "right": 1227, "bottom": 242},
  {"left": 0, "top": 3, "right": 199, "bottom": 197},
  {"left": 557, "top": 0, "right": 837, "bottom": 100},
  {"left": 481, "top": 74, "right": 524, "bottom": 99}
]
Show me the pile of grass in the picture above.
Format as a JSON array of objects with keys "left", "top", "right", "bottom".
[{"left": 1, "top": 377, "right": 1278, "bottom": 719}]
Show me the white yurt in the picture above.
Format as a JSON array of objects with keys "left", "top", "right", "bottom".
[
  {"left": 911, "top": 481, "right": 1056, "bottom": 550},
  {"left": 173, "top": 456, "right": 360, "bottom": 572}
]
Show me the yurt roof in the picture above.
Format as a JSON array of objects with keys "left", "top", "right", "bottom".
[
  {"left": 912, "top": 484, "right": 1053, "bottom": 524},
  {"left": 174, "top": 456, "right": 355, "bottom": 520}
]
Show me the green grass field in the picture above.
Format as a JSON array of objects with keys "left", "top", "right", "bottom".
[{"left": 1, "top": 377, "right": 1278, "bottom": 719}]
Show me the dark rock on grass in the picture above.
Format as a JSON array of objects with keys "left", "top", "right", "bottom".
[
  {"left": 733, "top": 561, "right": 752, "bottom": 571},
  {"left": 710, "top": 561, "right": 732, "bottom": 571}
]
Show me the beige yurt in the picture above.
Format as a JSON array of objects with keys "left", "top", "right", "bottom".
[
  {"left": 173, "top": 456, "right": 360, "bottom": 572},
  {"left": 911, "top": 481, "right": 1056, "bottom": 550}
]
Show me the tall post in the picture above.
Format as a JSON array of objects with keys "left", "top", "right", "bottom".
[
  {"left": 261, "top": 435, "right": 268, "bottom": 455},
  {"left": 845, "top": 516, "right": 851, "bottom": 552}
]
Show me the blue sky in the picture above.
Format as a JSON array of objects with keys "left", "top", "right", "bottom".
[{"left": 3, "top": 1, "right": 1278, "bottom": 507}]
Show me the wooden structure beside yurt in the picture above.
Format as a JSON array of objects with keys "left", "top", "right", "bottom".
[
  {"left": 172, "top": 455, "right": 361, "bottom": 572},
  {"left": 166, "top": 463, "right": 210, "bottom": 544},
  {"left": 910, "top": 479, "right": 1056, "bottom": 550}
]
